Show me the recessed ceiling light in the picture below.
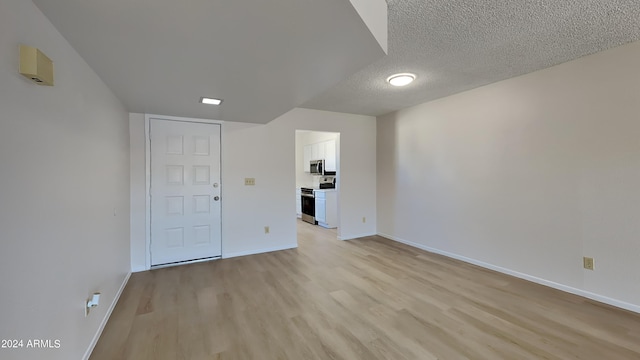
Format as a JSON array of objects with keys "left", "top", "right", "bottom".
[
  {"left": 386, "top": 73, "right": 416, "bottom": 87},
  {"left": 200, "top": 97, "right": 223, "bottom": 105}
]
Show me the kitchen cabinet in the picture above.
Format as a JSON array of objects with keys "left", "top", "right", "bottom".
[
  {"left": 303, "top": 145, "right": 312, "bottom": 172},
  {"left": 315, "top": 197, "right": 326, "bottom": 223},
  {"left": 317, "top": 142, "right": 325, "bottom": 161},
  {"left": 303, "top": 140, "right": 337, "bottom": 173},
  {"left": 296, "top": 188, "right": 302, "bottom": 218},
  {"left": 324, "top": 139, "right": 336, "bottom": 172},
  {"left": 314, "top": 189, "right": 337, "bottom": 228},
  {"left": 308, "top": 142, "right": 324, "bottom": 162}
]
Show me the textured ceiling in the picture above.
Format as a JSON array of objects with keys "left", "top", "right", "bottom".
[{"left": 303, "top": 0, "right": 640, "bottom": 116}]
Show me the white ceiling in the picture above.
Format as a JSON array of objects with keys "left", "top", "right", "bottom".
[
  {"left": 303, "top": 0, "right": 640, "bottom": 116},
  {"left": 32, "top": 0, "right": 386, "bottom": 124},
  {"left": 34, "top": 0, "right": 640, "bottom": 122}
]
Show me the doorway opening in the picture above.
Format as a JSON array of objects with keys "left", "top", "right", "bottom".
[{"left": 295, "top": 130, "right": 340, "bottom": 239}]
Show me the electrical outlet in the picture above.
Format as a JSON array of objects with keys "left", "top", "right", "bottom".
[
  {"left": 583, "top": 257, "right": 594, "bottom": 270},
  {"left": 264, "top": 226, "right": 270, "bottom": 234},
  {"left": 244, "top": 178, "right": 255, "bottom": 186},
  {"left": 362, "top": 217, "right": 366, "bottom": 223},
  {"left": 85, "top": 292, "right": 101, "bottom": 317}
]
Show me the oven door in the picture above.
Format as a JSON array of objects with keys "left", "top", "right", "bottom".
[{"left": 301, "top": 193, "right": 316, "bottom": 224}]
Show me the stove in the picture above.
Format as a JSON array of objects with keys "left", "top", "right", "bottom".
[{"left": 300, "top": 187, "right": 316, "bottom": 224}]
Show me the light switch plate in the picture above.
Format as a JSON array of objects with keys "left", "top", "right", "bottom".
[{"left": 244, "top": 178, "right": 255, "bottom": 186}]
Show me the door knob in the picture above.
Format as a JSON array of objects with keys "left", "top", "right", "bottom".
[{"left": 213, "top": 196, "right": 220, "bottom": 201}]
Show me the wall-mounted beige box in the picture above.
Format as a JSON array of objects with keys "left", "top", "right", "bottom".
[{"left": 19, "top": 45, "right": 54, "bottom": 86}]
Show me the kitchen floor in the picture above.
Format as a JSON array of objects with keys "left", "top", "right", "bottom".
[
  {"left": 90, "top": 221, "right": 640, "bottom": 359},
  {"left": 297, "top": 217, "right": 337, "bottom": 240}
]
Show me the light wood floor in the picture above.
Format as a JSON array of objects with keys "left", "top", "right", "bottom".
[{"left": 91, "top": 220, "right": 640, "bottom": 359}]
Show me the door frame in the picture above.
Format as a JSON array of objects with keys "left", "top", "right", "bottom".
[{"left": 144, "top": 114, "right": 224, "bottom": 270}]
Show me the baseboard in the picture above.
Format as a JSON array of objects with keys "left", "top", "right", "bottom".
[
  {"left": 338, "top": 232, "right": 377, "bottom": 241},
  {"left": 378, "top": 233, "right": 640, "bottom": 314},
  {"left": 83, "top": 271, "right": 131, "bottom": 360},
  {"left": 223, "top": 243, "right": 298, "bottom": 259}
]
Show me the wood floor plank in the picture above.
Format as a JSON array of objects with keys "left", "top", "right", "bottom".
[{"left": 90, "top": 220, "right": 640, "bottom": 360}]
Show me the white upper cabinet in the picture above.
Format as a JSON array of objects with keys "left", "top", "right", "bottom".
[
  {"left": 317, "top": 141, "right": 326, "bottom": 161},
  {"left": 302, "top": 138, "right": 337, "bottom": 173},
  {"left": 303, "top": 145, "right": 312, "bottom": 172},
  {"left": 324, "top": 139, "right": 336, "bottom": 172},
  {"left": 311, "top": 143, "right": 319, "bottom": 161}
]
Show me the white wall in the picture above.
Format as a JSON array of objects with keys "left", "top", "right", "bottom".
[
  {"left": 348, "top": 0, "right": 388, "bottom": 53},
  {"left": 377, "top": 40, "right": 640, "bottom": 312},
  {"left": 295, "top": 130, "right": 339, "bottom": 188},
  {"left": 130, "top": 108, "right": 376, "bottom": 268},
  {"left": 129, "top": 113, "right": 146, "bottom": 272},
  {"left": 0, "top": 1, "right": 131, "bottom": 359}
]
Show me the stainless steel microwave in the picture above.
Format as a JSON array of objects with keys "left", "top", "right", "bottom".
[{"left": 310, "top": 160, "right": 336, "bottom": 176}]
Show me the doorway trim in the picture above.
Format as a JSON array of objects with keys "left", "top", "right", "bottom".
[{"left": 144, "top": 114, "right": 224, "bottom": 270}]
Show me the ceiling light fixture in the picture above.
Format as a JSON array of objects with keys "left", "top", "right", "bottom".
[
  {"left": 386, "top": 73, "right": 416, "bottom": 87},
  {"left": 200, "top": 97, "right": 223, "bottom": 105}
]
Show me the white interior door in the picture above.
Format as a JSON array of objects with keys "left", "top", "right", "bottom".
[{"left": 150, "top": 119, "right": 221, "bottom": 266}]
